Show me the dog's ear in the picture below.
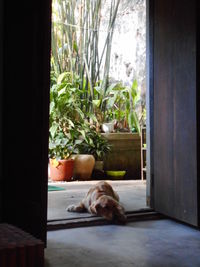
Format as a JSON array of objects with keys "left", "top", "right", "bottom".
[
  {"left": 90, "top": 201, "right": 100, "bottom": 214},
  {"left": 94, "top": 202, "right": 101, "bottom": 212}
]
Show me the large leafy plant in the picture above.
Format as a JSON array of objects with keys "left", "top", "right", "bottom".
[
  {"left": 49, "top": 72, "right": 84, "bottom": 125},
  {"left": 49, "top": 72, "right": 111, "bottom": 159},
  {"left": 49, "top": 72, "right": 83, "bottom": 159},
  {"left": 49, "top": 131, "right": 78, "bottom": 160},
  {"left": 92, "top": 80, "right": 141, "bottom": 133},
  {"left": 77, "top": 125, "right": 111, "bottom": 160}
]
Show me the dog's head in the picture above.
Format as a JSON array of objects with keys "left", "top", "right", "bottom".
[{"left": 91, "top": 195, "right": 127, "bottom": 223}]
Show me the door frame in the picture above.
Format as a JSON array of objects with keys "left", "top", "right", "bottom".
[
  {"left": 47, "top": 0, "right": 156, "bottom": 227},
  {"left": 197, "top": 2, "right": 200, "bottom": 227},
  {"left": 0, "top": 0, "right": 3, "bottom": 222},
  {"left": 146, "top": 0, "right": 154, "bottom": 209}
]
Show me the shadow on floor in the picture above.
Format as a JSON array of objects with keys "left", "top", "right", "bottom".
[{"left": 45, "top": 219, "right": 200, "bottom": 267}]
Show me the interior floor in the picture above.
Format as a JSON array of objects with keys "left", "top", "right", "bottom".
[
  {"left": 45, "top": 219, "right": 200, "bottom": 267},
  {"left": 48, "top": 180, "right": 147, "bottom": 220}
]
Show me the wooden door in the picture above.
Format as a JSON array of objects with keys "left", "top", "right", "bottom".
[
  {"left": 149, "top": 0, "right": 199, "bottom": 226},
  {"left": 0, "top": 0, "right": 52, "bottom": 243}
]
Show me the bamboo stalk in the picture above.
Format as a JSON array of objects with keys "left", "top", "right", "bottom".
[{"left": 51, "top": 0, "right": 119, "bottom": 114}]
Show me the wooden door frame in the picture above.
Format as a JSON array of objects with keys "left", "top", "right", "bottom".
[
  {"left": 46, "top": 0, "right": 158, "bottom": 228},
  {"left": 146, "top": 0, "right": 154, "bottom": 209},
  {"left": 197, "top": 2, "right": 200, "bottom": 227},
  {"left": 0, "top": 0, "right": 3, "bottom": 222}
]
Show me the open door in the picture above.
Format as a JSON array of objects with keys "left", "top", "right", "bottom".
[
  {"left": 0, "top": 0, "right": 52, "bottom": 244},
  {"left": 148, "top": 0, "right": 199, "bottom": 226}
]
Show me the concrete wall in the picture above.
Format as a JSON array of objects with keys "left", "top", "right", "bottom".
[{"left": 99, "top": 0, "right": 146, "bottom": 99}]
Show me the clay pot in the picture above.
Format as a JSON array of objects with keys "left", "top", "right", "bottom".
[
  {"left": 49, "top": 158, "right": 74, "bottom": 181},
  {"left": 73, "top": 154, "right": 95, "bottom": 180}
]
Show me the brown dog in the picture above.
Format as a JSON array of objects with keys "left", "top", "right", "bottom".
[{"left": 67, "top": 181, "right": 127, "bottom": 223}]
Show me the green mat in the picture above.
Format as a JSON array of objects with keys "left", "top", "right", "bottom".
[{"left": 48, "top": 185, "right": 65, "bottom": 191}]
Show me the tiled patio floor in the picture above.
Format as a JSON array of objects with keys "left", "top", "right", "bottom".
[{"left": 48, "top": 180, "right": 147, "bottom": 221}]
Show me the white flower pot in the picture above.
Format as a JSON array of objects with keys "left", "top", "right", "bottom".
[{"left": 102, "top": 122, "right": 114, "bottom": 133}]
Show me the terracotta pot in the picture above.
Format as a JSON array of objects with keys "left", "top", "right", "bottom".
[
  {"left": 49, "top": 158, "right": 74, "bottom": 181},
  {"left": 73, "top": 154, "right": 95, "bottom": 180}
]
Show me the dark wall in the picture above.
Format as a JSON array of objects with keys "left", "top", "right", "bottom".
[
  {"left": 0, "top": 0, "right": 51, "bottom": 242},
  {"left": 153, "top": 0, "right": 198, "bottom": 225}
]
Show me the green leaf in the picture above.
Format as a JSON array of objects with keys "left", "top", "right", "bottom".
[
  {"left": 57, "top": 72, "right": 67, "bottom": 84},
  {"left": 88, "top": 113, "right": 98, "bottom": 123},
  {"left": 79, "top": 130, "right": 86, "bottom": 140},
  {"left": 58, "top": 87, "right": 66, "bottom": 96},
  {"left": 49, "top": 102, "right": 55, "bottom": 114},
  {"left": 128, "top": 112, "right": 140, "bottom": 134},
  {"left": 132, "top": 79, "right": 138, "bottom": 90},
  {"left": 75, "top": 139, "right": 83, "bottom": 145},
  {"left": 67, "top": 119, "right": 75, "bottom": 127},
  {"left": 73, "top": 41, "right": 78, "bottom": 53},
  {"left": 94, "top": 86, "right": 103, "bottom": 95},
  {"left": 107, "top": 94, "right": 117, "bottom": 108},
  {"left": 92, "top": 100, "right": 101, "bottom": 108},
  {"left": 49, "top": 123, "right": 58, "bottom": 138},
  {"left": 89, "top": 138, "right": 94, "bottom": 146}
]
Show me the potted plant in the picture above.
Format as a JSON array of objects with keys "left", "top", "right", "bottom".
[
  {"left": 92, "top": 133, "right": 111, "bottom": 179},
  {"left": 72, "top": 123, "right": 110, "bottom": 180},
  {"left": 93, "top": 80, "right": 143, "bottom": 179},
  {"left": 48, "top": 72, "right": 79, "bottom": 181},
  {"left": 72, "top": 154, "right": 95, "bottom": 181},
  {"left": 75, "top": 125, "right": 111, "bottom": 179},
  {"left": 93, "top": 80, "right": 141, "bottom": 133},
  {"left": 49, "top": 131, "right": 77, "bottom": 182}
]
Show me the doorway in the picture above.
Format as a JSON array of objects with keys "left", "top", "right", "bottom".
[
  {"left": 48, "top": 0, "right": 150, "bottom": 225},
  {"left": 1, "top": 0, "right": 199, "bottom": 250}
]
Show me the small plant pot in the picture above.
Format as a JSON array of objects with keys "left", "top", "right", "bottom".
[
  {"left": 102, "top": 122, "right": 114, "bottom": 133},
  {"left": 73, "top": 154, "right": 95, "bottom": 181},
  {"left": 49, "top": 158, "right": 74, "bottom": 182},
  {"left": 106, "top": 170, "right": 126, "bottom": 180}
]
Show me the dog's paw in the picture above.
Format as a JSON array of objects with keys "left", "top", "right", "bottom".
[{"left": 66, "top": 204, "right": 77, "bottom": 212}]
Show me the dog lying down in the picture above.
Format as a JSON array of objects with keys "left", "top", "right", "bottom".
[{"left": 67, "top": 181, "right": 127, "bottom": 223}]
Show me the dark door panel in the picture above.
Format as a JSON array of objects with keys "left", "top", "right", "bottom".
[
  {"left": 152, "top": 0, "right": 198, "bottom": 226},
  {"left": 1, "top": 0, "right": 52, "bottom": 243}
]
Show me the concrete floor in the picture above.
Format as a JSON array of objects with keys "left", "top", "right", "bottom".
[
  {"left": 48, "top": 180, "right": 147, "bottom": 220},
  {"left": 45, "top": 219, "right": 200, "bottom": 267}
]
